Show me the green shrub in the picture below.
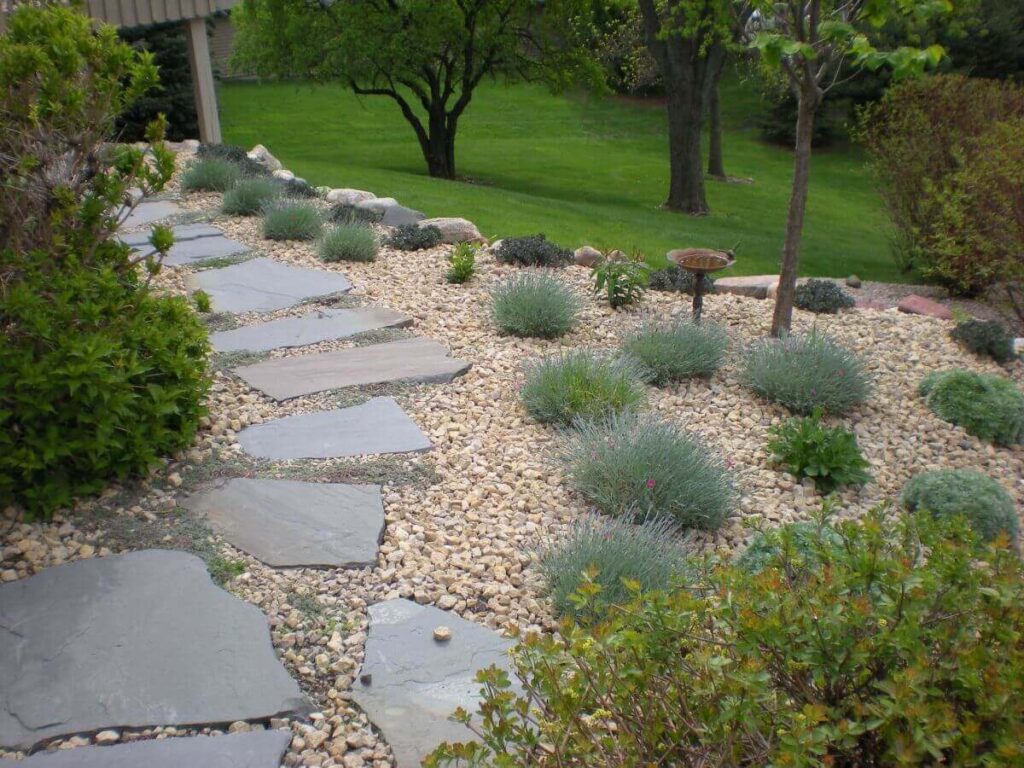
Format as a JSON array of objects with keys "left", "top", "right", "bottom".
[
  {"left": 742, "top": 330, "right": 870, "bottom": 415},
  {"left": 592, "top": 255, "right": 648, "bottom": 308},
  {"left": 495, "top": 234, "right": 572, "bottom": 268},
  {"left": 537, "top": 514, "right": 688, "bottom": 623},
  {"left": 329, "top": 202, "right": 382, "bottom": 225},
  {"left": 737, "top": 520, "right": 844, "bottom": 574},
  {"left": 221, "top": 177, "right": 280, "bottom": 216},
  {"left": 647, "top": 265, "right": 715, "bottom": 295},
  {"left": 317, "top": 223, "right": 378, "bottom": 263},
  {"left": 793, "top": 279, "right": 856, "bottom": 314},
  {"left": 919, "top": 369, "right": 1024, "bottom": 446},
  {"left": 192, "top": 289, "right": 212, "bottom": 313},
  {"left": 196, "top": 143, "right": 269, "bottom": 177},
  {"left": 181, "top": 157, "right": 241, "bottom": 192},
  {"left": 446, "top": 242, "right": 477, "bottom": 284},
  {"left": 902, "top": 469, "right": 1018, "bottom": 544},
  {"left": 261, "top": 199, "right": 323, "bottom": 241},
  {"left": 767, "top": 408, "right": 871, "bottom": 493},
  {"left": 386, "top": 223, "right": 442, "bottom": 251},
  {"left": 621, "top": 318, "right": 727, "bottom": 385},
  {"left": 427, "top": 510, "right": 1024, "bottom": 768},
  {"left": 491, "top": 273, "right": 581, "bottom": 339},
  {"left": 951, "top": 319, "right": 1016, "bottom": 363},
  {"left": 562, "top": 412, "right": 734, "bottom": 530},
  {"left": 521, "top": 351, "right": 646, "bottom": 425}
]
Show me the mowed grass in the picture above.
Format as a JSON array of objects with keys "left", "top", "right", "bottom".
[{"left": 219, "top": 75, "right": 898, "bottom": 280}]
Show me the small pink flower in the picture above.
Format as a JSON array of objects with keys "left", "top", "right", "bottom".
[
  {"left": 646, "top": 478, "right": 656, "bottom": 490},
  {"left": 725, "top": 457, "right": 736, "bottom": 469},
  {"left": 837, "top": 369, "right": 845, "bottom": 377},
  {"left": 811, "top": 388, "right": 817, "bottom": 396}
]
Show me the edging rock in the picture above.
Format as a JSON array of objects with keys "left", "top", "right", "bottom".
[{"left": 418, "top": 217, "right": 484, "bottom": 244}]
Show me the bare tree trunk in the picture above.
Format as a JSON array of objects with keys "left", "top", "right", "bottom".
[
  {"left": 425, "top": 111, "right": 456, "bottom": 179},
  {"left": 665, "top": 80, "right": 708, "bottom": 214},
  {"left": 707, "top": 76, "right": 724, "bottom": 178}
]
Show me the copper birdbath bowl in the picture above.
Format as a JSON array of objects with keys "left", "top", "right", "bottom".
[{"left": 666, "top": 248, "right": 736, "bottom": 322}]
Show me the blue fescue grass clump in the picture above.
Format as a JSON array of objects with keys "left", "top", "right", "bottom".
[
  {"left": 318, "top": 222, "right": 378, "bottom": 262},
  {"left": 221, "top": 177, "right": 280, "bottom": 216},
  {"left": 491, "top": 272, "right": 581, "bottom": 339},
  {"left": 181, "top": 157, "right": 242, "bottom": 192},
  {"left": 521, "top": 351, "right": 647, "bottom": 425},
  {"left": 261, "top": 198, "right": 323, "bottom": 241},
  {"left": 621, "top": 318, "right": 728, "bottom": 385}
]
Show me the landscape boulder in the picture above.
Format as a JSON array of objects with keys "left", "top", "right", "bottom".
[
  {"left": 247, "top": 144, "right": 283, "bottom": 172},
  {"left": 327, "top": 188, "right": 377, "bottom": 206},
  {"left": 573, "top": 246, "right": 602, "bottom": 268},
  {"left": 419, "top": 217, "right": 484, "bottom": 244},
  {"left": 897, "top": 294, "right": 953, "bottom": 319},
  {"left": 715, "top": 275, "right": 779, "bottom": 300},
  {"left": 272, "top": 169, "right": 295, "bottom": 181}
]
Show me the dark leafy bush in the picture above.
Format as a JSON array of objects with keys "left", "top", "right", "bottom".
[
  {"left": 491, "top": 273, "right": 580, "bottom": 339},
  {"left": 261, "top": 199, "right": 323, "bottom": 241},
  {"left": 494, "top": 234, "right": 572, "bottom": 268},
  {"left": 794, "top": 279, "right": 856, "bottom": 314},
  {"left": 562, "top": 412, "right": 735, "bottom": 530},
  {"left": 329, "top": 202, "right": 382, "bottom": 225},
  {"left": 446, "top": 242, "right": 477, "bottom": 284},
  {"left": 737, "top": 520, "right": 844, "bottom": 574},
  {"left": 181, "top": 157, "right": 241, "bottom": 192},
  {"left": 427, "top": 510, "right": 1024, "bottom": 767},
  {"left": 537, "top": 514, "right": 688, "bottom": 623},
  {"left": 951, "top": 319, "right": 1016, "bottom": 363},
  {"left": 647, "top": 264, "right": 715, "bottom": 295},
  {"left": 521, "top": 351, "right": 646, "bottom": 425},
  {"left": 767, "top": 408, "right": 871, "bottom": 493},
  {"left": 591, "top": 255, "right": 648, "bottom": 308},
  {"left": 317, "top": 223, "right": 377, "bottom": 263},
  {"left": 902, "top": 469, "right": 1018, "bottom": 544},
  {"left": 221, "top": 177, "right": 280, "bottom": 216},
  {"left": 275, "top": 176, "right": 318, "bottom": 198},
  {"left": 386, "top": 223, "right": 442, "bottom": 251},
  {"left": 919, "top": 369, "right": 1024, "bottom": 446},
  {"left": 196, "top": 142, "right": 269, "bottom": 177},
  {"left": 742, "top": 330, "right": 870, "bottom": 415},
  {"left": 621, "top": 318, "right": 727, "bottom": 385}
]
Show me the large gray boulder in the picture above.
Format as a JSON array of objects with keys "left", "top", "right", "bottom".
[{"left": 418, "top": 217, "right": 484, "bottom": 244}]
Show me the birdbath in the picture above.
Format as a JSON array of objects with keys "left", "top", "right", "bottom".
[{"left": 666, "top": 248, "right": 736, "bottom": 323}]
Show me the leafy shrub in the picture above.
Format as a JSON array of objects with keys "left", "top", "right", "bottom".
[
  {"left": 329, "top": 202, "right": 382, "bottom": 225},
  {"left": 494, "top": 234, "right": 572, "bottom": 268},
  {"left": 196, "top": 142, "right": 269, "bottom": 177},
  {"left": 427, "top": 510, "right": 1024, "bottom": 768},
  {"left": 275, "top": 176, "right": 318, "bottom": 198},
  {"left": 221, "top": 177, "right": 280, "bottom": 216},
  {"left": 742, "top": 330, "right": 870, "bottom": 415},
  {"left": 902, "top": 469, "right": 1018, "bottom": 544},
  {"left": 192, "top": 289, "right": 212, "bottom": 313},
  {"left": 446, "top": 242, "right": 477, "bottom": 284},
  {"left": 647, "top": 264, "right": 716, "bottom": 295},
  {"left": 767, "top": 408, "right": 870, "bottom": 493},
  {"left": 563, "top": 412, "right": 735, "bottom": 530},
  {"left": 621, "top": 318, "right": 727, "bottom": 385},
  {"left": 793, "top": 279, "right": 856, "bottom": 314},
  {"left": 491, "top": 273, "right": 580, "bottom": 339},
  {"left": 951, "top": 318, "right": 1016, "bottom": 363},
  {"left": 919, "top": 369, "right": 1024, "bottom": 446},
  {"left": 386, "top": 223, "right": 442, "bottom": 251},
  {"left": 261, "top": 199, "right": 323, "bottom": 241},
  {"left": 592, "top": 255, "right": 648, "bottom": 308},
  {"left": 737, "top": 520, "right": 843, "bottom": 574},
  {"left": 181, "top": 157, "right": 242, "bottom": 192},
  {"left": 317, "top": 223, "right": 377, "bottom": 263},
  {"left": 521, "top": 351, "right": 646, "bottom": 425},
  {"left": 537, "top": 514, "right": 688, "bottom": 623}
]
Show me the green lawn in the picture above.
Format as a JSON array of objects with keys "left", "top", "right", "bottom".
[{"left": 219, "top": 76, "right": 900, "bottom": 280}]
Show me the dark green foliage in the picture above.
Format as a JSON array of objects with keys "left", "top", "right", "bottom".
[
  {"left": 767, "top": 409, "right": 871, "bottom": 493},
  {"left": 261, "top": 199, "right": 323, "bottom": 241},
  {"left": 902, "top": 469, "right": 1018, "bottom": 544},
  {"left": 275, "top": 176, "right": 318, "bottom": 198},
  {"left": 192, "top": 289, "right": 212, "bottom": 313},
  {"left": 495, "top": 234, "right": 572, "bottom": 268},
  {"left": 446, "top": 242, "right": 477, "bottom": 284},
  {"left": 737, "top": 520, "right": 844, "bottom": 574},
  {"left": 221, "top": 177, "right": 280, "bottom": 216},
  {"left": 537, "top": 514, "right": 688, "bottom": 623},
  {"left": 950, "top": 319, "right": 1016, "bottom": 364},
  {"left": 591, "top": 256, "right": 648, "bottom": 308},
  {"left": 919, "top": 370, "right": 1024, "bottom": 446},
  {"left": 742, "top": 330, "right": 870, "bottom": 415},
  {"left": 756, "top": 87, "right": 840, "bottom": 148},
  {"left": 621, "top": 318, "right": 727, "bottom": 385},
  {"left": 387, "top": 223, "right": 443, "bottom": 251},
  {"left": 794, "top": 279, "right": 856, "bottom": 314},
  {"left": 521, "top": 351, "right": 646, "bottom": 425},
  {"left": 197, "top": 143, "right": 270, "bottom": 177},
  {"left": 563, "top": 412, "right": 735, "bottom": 530},
  {"left": 181, "top": 157, "right": 241, "bottom": 192},
  {"left": 329, "top": 202, "right": 382, "bottom": 225},
  {"left": 647, "top": 264, "right": 715, "bottom": 295},
  {"left": 318, "top": 223, "right": 377, "bottom": 263},
  {"left": 491, "top": 272, "right": 580, "bottom": 339}
]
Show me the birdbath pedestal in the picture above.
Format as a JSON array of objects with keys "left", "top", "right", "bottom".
[{"left": 666, "top": 248, "right": 736, "bottom": 323}]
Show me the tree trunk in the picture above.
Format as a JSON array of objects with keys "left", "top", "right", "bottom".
[
  {"left": 664, "top": 82, "right": 708, "bottom": 215},
  {"left": 771, "top": 89, "right": 820, "bottom": 337},
  {"left": 707, "top": 70, "right": 725, "bottom": 178},
  {"left": 424, "top": 112, "right": 456, "bottom": 179}
]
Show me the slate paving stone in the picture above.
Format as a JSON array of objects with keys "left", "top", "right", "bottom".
[
  {"left": 352, "top": 599, "right": 514, "bottom": 768},
  {"left": 11, "top": 731, "right": 291, "bottom": 768},
  {"left": 0, "top": 550, "right": 308, "bottom": 750},
  {"left": 233, "top": 337, "right": 471, "bottom": 401},
  {"left": 188, "top": 257, "right": 351, "bottom": 313},
  {"left": 119, "top": 200, "right": 181, "bottom": 229},
  {"left": 236, "top": 397, "right": 431, "bottom": 460},
  {"left": 121, "top": 223, "right": 249, "bottom": 266},
  {"left": 183, "top": 478, "right": 385, "bottom": 568},
  {"left": 210, "top": 307, "right": 413, "bottom": 354}
]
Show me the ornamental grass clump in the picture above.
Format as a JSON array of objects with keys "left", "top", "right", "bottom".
[
  {"left": 261, "top": 198, "right": 323, "bottom": 241},
  {"left": 919, "top": 369, "right": 1024, "bottom": 446},
  {"left": 521, "top": 351, "right": 646, "bottom": 426},
  {"left": 621, "top": 318, "right": 727, "bottom": 384},
  {"left": 901, "top": 469, "right": 1018, "bottom": 544},
  {"left": 221, "top": 177, "right": 280, "bottom": 216},
  {"left": 741, "top": 329, "right": 869, "bottom": 415},
  {"left": 537, "top": 514, "right": 689, "bottom": 623},
  {"left": 317, "top": 222, "right": 378, "bottom": 263},
  {"left": 180, "top": 156, "right": 241, "bottom": 192},
  {"left": 562, "top": 412, "right": 735, "bottom": 530},
  {"left": 491, "top": 272, "right": 581, "bottom": 339}
]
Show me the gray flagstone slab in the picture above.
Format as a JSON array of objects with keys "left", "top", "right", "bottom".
[
  {"left": 352, "top": 599, "right": 514, "bottom": 768},
  {"left": 236, "top": 397, "right": 431, "bottom": 460},
  {"left": 211, "top": 307, "right": 413, "bottom": 354},
  {"left": 12, "top": 731, "right": 291, "bottom": 767},
  {"left": 232, "top": 337, "right": 471, "bottom": 401},
  {"left": 188, "top": 257, "right": 351, "bottom": 313},
  {"left": 183, "top": 478, "right": 384, "bottom": 568},
  {"left": 121, "top": 223, "right": 249, "bottom": 266},
  {"left": 119, "top": 200, "right": 181, "bottom": 229},
  {"left": 0, "top": 550, "right": 308, "bottom": 750}
]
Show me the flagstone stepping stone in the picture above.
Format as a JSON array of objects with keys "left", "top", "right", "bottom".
[
  {"left": 233, "top": 337, "right": 471, "bottom": 401},
  {"left": 188, "top": 257, "right": 351, "bottom": 313},
  {"left": 352, "top": 599, "right": 514, "bottom": 768},
  {"left": 897, "top": 294, "right": 953, "bottom": 319},
  {"left": 121, "top": 223, "right": 249, "bottom": 266},
  {"left": 237, "top": 397, "right": 431, "bottom": 460},
  {"left": 183, "top": 478, "right": 384, "bottom": 568},
  {"left": 211, "top": 307, "right": 413, "bottom": 354},
  {"left": 715, "top": 275, "right": 779, "bottom": 299},
  {"left": 13, "top": 731, "right": 290, "bottom": 767},
  {"left": 0, "top": 550, "right": 308, "bottom": 750},
  {"left": 119, "top": 199, "right": 181, "bottom": 230}
]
